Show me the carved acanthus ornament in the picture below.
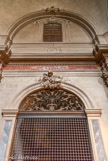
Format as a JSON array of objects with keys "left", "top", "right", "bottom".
[
  {"left": 43, "top": 6, "right": 61, "bottom": 13},
  {"left": 39, "top": 71, "right": 62, "bottom": 89},
  {"left": 101, "top": 54, "right": 108, "bottom": 87},
  {"left": 102, "top": 69, "right": 108, "bottom": 87},
  {"left": 0, "top": 63, "right": 3, "bottom": 82},
  {"left": 19, "top": 89, "right": 85, "bottom": 111}
]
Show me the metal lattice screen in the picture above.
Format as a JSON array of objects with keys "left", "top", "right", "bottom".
[
  {"left": 9, "top": 115, "right": 93, "bottom": 161},
  {"left": 43, "top": 23, "right": 62, "bottom": 42}
]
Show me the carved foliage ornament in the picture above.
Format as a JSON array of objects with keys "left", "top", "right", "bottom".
[
  {"left": 19, "top": 89, "right": 85, "bottom": 111},
  {"left": 43, "top": 6, "right": 60, "bottom": 13},
  {"left": 101, "top": 68, "right": 108, "bottom": 87},
  {"left": 39, "top": 71, "right": 62, "bottom": 89}
]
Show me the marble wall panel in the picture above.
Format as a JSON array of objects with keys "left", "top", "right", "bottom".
[
  {"left": 92, "top": 120, "right": 107, "bottom": 161},
  {"left": 0, "top": 121, "right": 12, "bottom": 161}
]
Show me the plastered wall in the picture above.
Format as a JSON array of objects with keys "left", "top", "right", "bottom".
[
  {"left": 0, "top": 0, "right": 107, "bottom": 35},
  {"left": 13, "top": 19, "right": 92, "bottom": 43}
]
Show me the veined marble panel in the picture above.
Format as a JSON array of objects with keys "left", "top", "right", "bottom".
[
  {"left": 92, "top": 120, "right": 107, "bottom": 161},
  {"left": 0, "top": 121, "right": 12, "bottom": 161}
]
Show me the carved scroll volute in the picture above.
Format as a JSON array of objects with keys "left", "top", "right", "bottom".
[
  {"left": 0, "top": 63, "right": 3, "bottom": 82},
  {"left": 101, "top": 67, "right": 108, "bottom": 87},
  {"left": 101, "top": 54, "right": 108, "bottom": 87},
  {"left": 39, "top": 71, "right": 63, "bottom": 89},
  {"left": 102, "top": 54, "right": 108, "bottom": 70}
]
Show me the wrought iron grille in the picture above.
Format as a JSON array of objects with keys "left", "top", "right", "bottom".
[
  {"left": 9, "top": 115, "right": 93, "bottom": 161},
  {"left": 19, "top": 89, "right": 85, "bottom": 111},
  {"left": 43, "top": 23, "right": 62, "bottom": 42}
]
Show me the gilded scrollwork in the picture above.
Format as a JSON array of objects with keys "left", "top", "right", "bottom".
[{"left": 19, "top": 89, "right": 85, "bottom": 111}]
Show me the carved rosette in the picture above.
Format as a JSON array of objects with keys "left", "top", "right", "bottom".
[{"left": 19, "top": 89, "right": 85, "bottom": 111}]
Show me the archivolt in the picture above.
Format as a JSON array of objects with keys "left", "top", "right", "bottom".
[
  {"left": 19, "top": 88, "right": 85, "bottom": 112},
  {"left": 8, "top": 81, "right": 95, "bottom": 111},
  {"left": 6, "top": 7, "right": 98, "bottom": 41}
]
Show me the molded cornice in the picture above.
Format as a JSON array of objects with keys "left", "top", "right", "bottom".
[{"left": 96, "top": 44, "right": 108, "bottom": 54}]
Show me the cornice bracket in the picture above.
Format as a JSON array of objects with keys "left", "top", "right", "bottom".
[
  {"left": 101, "top": 53, "right": 108, "bottom": 87},
  {"left": 94, "top": 45, "right": 108, "bottom": 87},
  {"left": 0, "top": 63, "right": 3, "bottom": 82},
  {"left": 0, "top": 45, "right": 12, "bottom": 65}
]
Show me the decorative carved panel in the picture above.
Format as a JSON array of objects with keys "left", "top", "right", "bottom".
[{"left": 19, "top": 89, "right": 85, "bottom": 111}]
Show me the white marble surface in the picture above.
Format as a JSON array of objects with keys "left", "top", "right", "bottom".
[
  {"left": 92, "top": 120, "right": 107, "bottom": 161},
  {"left": 0, "top": 121, "right": 12, "bottom": 161}
]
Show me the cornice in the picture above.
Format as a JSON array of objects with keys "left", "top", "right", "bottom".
[
  {"left": 85, "top": 109, "right": 102, "bottom": 117},
  {"left": 2, "top": 109, "right": 18, "bottom": 117},
  {"left": 10, "top": 54, "right": 95, "bottom": 61},
  {"left": 96, "top": 44, "right": 108, "bottom": 54},
  {"left": 0, "top": 43, "right": 108, "bottom": 65},
  {"left": 93, "top": 44, "right": 108, "bottom": 63},
  {"left": 2, "top": 70, "right": 101, "bottom": 77},
  {"left": 8, "top": 61, "right": 97, "bottom": 66},
  {"left": 0, "top": 45, "right": 12, "bottom": 64}
]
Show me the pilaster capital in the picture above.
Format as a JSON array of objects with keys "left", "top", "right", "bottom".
[
  {"left": 85, "top": 109, "right": 102, "bottom": 117},
  {"left": 2, "top": 109, "right": 19, "bottom": 117}
]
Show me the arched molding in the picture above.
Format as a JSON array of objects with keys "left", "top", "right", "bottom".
[
  {"left": 8, "top": 81, "right": 96, "bottom": 111},
  {"left": 5, "top": 7, "right": 99, "bottom": 41}
]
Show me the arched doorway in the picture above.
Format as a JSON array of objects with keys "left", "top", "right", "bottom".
[{"left": 9, "top": 88, "right": 93, "bottom": 161}]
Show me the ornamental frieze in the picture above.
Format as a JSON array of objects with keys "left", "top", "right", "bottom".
[{"left": 3, "top": 65, "right": 101, "bottom": 71}]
